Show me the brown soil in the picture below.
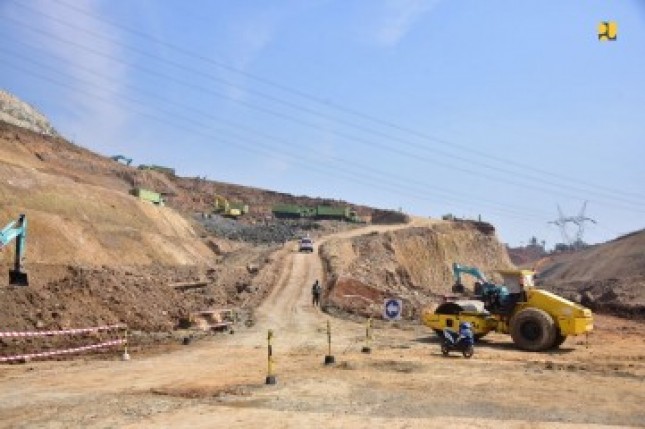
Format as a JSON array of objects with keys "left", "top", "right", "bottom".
[
  {"left": 320, "top": 217, "right": 513, "bottom": 318},
  {"left": 0, "top": 224, "right": 642, "bottom": 428},
  {"left": 0, "top": 109, "right": 643, "bottom": 426},
  {"left": 0, "top": 122, "right": 380, "bottom": 346},
  {"left": 535, "top": 230, "right": 645, "bottom": 318}
]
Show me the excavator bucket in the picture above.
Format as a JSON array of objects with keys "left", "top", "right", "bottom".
[{"left": 9, "top": 270, "right": 28, "bottom": 286}]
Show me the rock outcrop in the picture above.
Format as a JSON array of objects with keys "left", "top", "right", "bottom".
[{"left": 0, "top": 90, "right": 59, "bottom": 136}]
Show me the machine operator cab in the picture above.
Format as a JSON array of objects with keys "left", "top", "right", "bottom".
[
  {"left": 497, "top": 269, "right": 535, "bottom": 293},
  {"left": 494, "top": 269, "right": 536, "bottom": 312}
]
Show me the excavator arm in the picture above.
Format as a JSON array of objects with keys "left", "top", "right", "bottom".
[
  {"left": 452, "top": 263, "right": 488, "bottom": 293},
  {"left": 451, "top": 262, "right": 509, "bottom": 310},
  {"left": 452, "top": 263, "right": 487, "bottom": 284},
  {"left": 0, "top": 214, "right": 28, "bottom": 286}
]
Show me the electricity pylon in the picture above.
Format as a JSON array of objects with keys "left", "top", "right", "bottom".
[{"left": 548, "top": 201, "right": 596, "bottom": 248}]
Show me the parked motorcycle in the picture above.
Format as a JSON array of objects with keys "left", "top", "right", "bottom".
[{"left": 440, "top": 323, "right": 475, "bottom": 358}]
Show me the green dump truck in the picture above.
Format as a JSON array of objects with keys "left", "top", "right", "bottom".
[
  {"left": 272, "top": 204, "right": 305, "bottom": 218},
  {"left": 271, "top": 204, "right": 361, "bottom": 222},
  {"left": 130, "top": 188, "right": 165, "bottom": 205}
]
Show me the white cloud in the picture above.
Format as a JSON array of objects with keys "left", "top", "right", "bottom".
[
  {"left": 6, "top": 0, "right": 130, "bottom": 153},
  {"left": 372, "top": 0, "right": 440, "bottom": 47}
]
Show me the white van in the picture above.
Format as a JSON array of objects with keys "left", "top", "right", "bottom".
[{"left": 298, "top": 237, "right": 314, "bottom": 253}]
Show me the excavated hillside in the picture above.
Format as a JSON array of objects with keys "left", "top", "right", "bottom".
[
  {"left": 0, "top": 122, "right": 220, "bottom": 269},
  {"left": 0, "top": 113, "right": 397, "bottom": 341},
  {"left": 535, "top": 229, "right": 645, "bottom": 318},
  {"left": 0, "top": 121, "right": 285, "bottom": 338},
  {"left": 2, "top": 86, "right": 638, "bottom": 356},
  {"left": 319, "top": 219, "right": 513, "bottom": 319}
]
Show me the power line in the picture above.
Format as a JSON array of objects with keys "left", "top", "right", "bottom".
[
  {"left": 3, "top": 15, "right": 644, "bottom": 216},
  {"left": 39, "top": 0, "right": 645, "bottom": 202},
  {"left": 3, "top": 4, "right": 645, "bottom": 211},
  {"left": 0, "top": 40, "right": 557, "bottom": 221},
  {"left": 0, "top": 56, "right": 549, "bottom": 223}
]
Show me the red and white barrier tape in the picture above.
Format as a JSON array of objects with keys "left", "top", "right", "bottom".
[
  {"left": 0, "top": 338, "right": 126, "bottom": 362},
  {"left": 0, "top": 324, "right": 126, "bottom": 338}
]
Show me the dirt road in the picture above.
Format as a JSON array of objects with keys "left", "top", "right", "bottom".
[{"left": 0, "top": 220, "right": 644, "bottom": 428}]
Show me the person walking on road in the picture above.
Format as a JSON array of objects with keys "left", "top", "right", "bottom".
[{"left": 312, "top": 279, "right": 322, "bottom": 307}]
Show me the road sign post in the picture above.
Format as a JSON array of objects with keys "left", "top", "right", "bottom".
[{"left": 383, "top": 299, "right": 402, "bottom": 321}]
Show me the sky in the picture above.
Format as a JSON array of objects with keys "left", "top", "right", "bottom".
[{"left": 1, "top": 0, "right": 644, "bottom": 248}]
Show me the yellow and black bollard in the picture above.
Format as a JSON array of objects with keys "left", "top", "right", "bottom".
[
  {"left": 361, "top": 317, "right": 372, "bottom": 354},
  {"left": 324, "top": 320, "right": 335, "bottom": 365},
  {"left": 266, "top": 329, "right": 277, "bottom": 385},
  {"left": 122, "top": 328, "right": 130, "bottom": 361}
]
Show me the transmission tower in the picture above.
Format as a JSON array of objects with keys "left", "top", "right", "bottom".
[{"left": 548, "top": 201, "right": 597, "bottom": 248}]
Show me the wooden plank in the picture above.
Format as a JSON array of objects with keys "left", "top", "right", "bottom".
[
  {"left": 209, "top": 322, "right": 232, "bottom": 331},
  {"left": 197, "top": 309, "right": 233, "bottom": 315},
  {"left": 170, "top": 281, "right": 208, "bottom": 291}
]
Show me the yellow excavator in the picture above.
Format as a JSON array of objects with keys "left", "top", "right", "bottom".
[
  {"left": 421, "top": 263, "right": 593, "bottom": 351},
  {"left": 213, "top": 195, "right": 248, "bottom": 219}
]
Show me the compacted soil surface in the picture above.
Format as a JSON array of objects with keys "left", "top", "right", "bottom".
[{"left": 0, "top": 223, "right": 643, "bottom": 428}]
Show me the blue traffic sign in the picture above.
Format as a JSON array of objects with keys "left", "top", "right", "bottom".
[{"left": 383, "top": 299, "right": 402, "bottom": 320}]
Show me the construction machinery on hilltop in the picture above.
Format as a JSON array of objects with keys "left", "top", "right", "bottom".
[
  {"left": 272, "top": 204, "right": 362, "bottom": 222},
  {"left": 130, "top": 188, "right": 165, "bottom": 206},
  {"left": 0, "top": 214, "right": 29, "bottom": 286},
  {"left": 137, "top": 164, "right": 176, "bottom": 176},
  {"left": 213, "top": 195, "right": 248, "bottom": 219},
  {"left": 422, "top": 262, "right": 593, "bottom": 351},
  {"left": 110, "top": 155, "right": 132, "bottom": 166}
]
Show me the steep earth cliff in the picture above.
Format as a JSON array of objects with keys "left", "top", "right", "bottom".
[{"left": 320, "top": 220, "right": 513, "bottom": 319}]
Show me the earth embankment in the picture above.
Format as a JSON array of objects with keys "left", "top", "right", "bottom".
[
  {"left": 319, "top": 217, "right": 513, "bottom": 318},
  {"left": 536, "top": 229, "right": 645, "bottom": 318}
]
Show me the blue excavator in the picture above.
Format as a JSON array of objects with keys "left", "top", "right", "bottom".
[
  {"left": 451, "top": 262, "right": 509, "bottom": 309},
  {"left": 0, "top": 214, "right": 29, "bottom": 286},
  {"left": 110, "top": 155, "right": 133, "bottom": 166}
]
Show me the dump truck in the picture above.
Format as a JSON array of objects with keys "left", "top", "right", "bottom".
[
  {"left": 421, "top": 263, "right": 593, "bottom": 351},
  {"left": 315, "top": 205, "right": 350, "bottom": 219},
  {"left": 272, "top": 204, "right": 361, "bottom": 222},
  {"left": 272, "top": 204, "right": 305, "bottom": 218},
  {"left": 130, "top": 188, "right": 165, "bottom": 205},
  {"left": 316, "top": 205, "right": 362, "bottom": 222}
]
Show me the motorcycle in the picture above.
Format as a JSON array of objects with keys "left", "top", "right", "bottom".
[{"left": 440, "top": 328, "right": 474, "bottom": 358}]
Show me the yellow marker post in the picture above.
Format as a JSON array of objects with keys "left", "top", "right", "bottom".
[
  {"left": 324, "top": 320, "right": 335, "bottom": 365},
  {"left": 122, "top": 328, "right": 130, "bottom": 361},
  {"left": 266, "top": 330, "right": 276, "bottom": 385},
  {"left": 361, "top": 317, "right": 372, "bottom": 354}
]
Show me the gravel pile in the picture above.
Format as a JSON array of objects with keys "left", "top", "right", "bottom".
[{"left": 195, "top": 214, "right": 321, "bottom": 244}]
